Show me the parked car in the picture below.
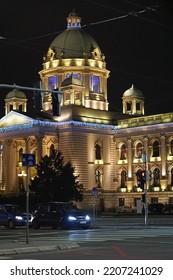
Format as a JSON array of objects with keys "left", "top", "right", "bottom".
[
  {"left": 162, "top": 204, "right": 173, "bottom": 214},
  {"left": 0, "top": 204, "right": 33, "bottom": 229},
  {"left": 116, "top": 206, "right": 135, "bottom": 214},
  {"left": 148, "top": 203, "right": 164, "bottom": 215},
  {"left": 32, "top": 202, "right": 91, "bottom": 229}
]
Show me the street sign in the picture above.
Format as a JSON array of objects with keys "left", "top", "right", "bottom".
[
  {"left": 92, "top": 187, "right": 97, "bottom": 197},
  {"left": 22, "top": 154, "right": 36, "bottom": 166}
]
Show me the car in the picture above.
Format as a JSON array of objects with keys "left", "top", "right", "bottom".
[
  {"left": 32, "top": 202, "right": 91, "bottom": 229},
  {"left": 115, "top": 206, "right": 135, "bottom": 214},
  {"left": 148, "top": 203, "right": 164, "bottom": 215},
  {"left": 162, "top": 204, "right": 173, "bottom": 214},
  {"left": 0, "top": 204, "right": 33, "bottom": 229}
]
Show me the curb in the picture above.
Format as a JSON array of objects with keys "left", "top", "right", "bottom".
[{"left": 0, "top": 242, "right": 80, "bottom": 256}]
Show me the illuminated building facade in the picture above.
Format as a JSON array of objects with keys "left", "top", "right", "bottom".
[{"left": 0, "top": 11, "right": 173, "bottom": 211}]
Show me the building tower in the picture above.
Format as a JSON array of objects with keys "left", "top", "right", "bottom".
[
  {"left": 122, "top": 84, "right": 144, "bottom": 115},
  {"left": 5, "top": 89, "right": 27, "bottom": 115},
  {"left": 39, "top": 10, "right": 110, "bottom": 113}
]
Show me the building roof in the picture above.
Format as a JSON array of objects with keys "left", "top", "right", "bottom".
[
  {"left": 6, "top": 88, "right": 26, "bottom": 99},
  {"left": 49, "top": 11, "right": 103, "bottom": 60},
  {"left": 123, "top": 84, "right": 143, "bottom": 98},
  {"left": 61, "top": 75, "right": 83, "bottom": 87}
]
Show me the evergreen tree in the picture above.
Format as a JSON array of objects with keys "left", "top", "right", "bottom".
[{"left": 30, "top": 149, "right": 83, "bottom": 202}]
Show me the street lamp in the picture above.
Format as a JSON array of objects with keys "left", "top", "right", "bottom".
[{"left": 142, "top": 151, "right": 149, "bottom": 226}]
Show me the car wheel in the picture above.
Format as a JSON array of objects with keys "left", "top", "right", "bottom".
[
  {"left": 82, "top": 226, "right": 90, "bottom": 229},
  {"left": 52, "top": 224, "right": 58, "bottom": 229},
  {"left": 62, "top": 222, "right": 70, "bottom": 230},
  {"left": 8, "top": 220, "right": 15, "bottom": 229},
  {"left": 32, "top": 220, "right": 40, "bottom": 229}
]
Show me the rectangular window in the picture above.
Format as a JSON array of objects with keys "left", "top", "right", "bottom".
[
  {"left": 65, "top": 73, "right": 81, "bottom": 79},
  {"left": 136, "top": 102, "right": 141, "bottom": 110},
  {"left": 89, "top": 75, "right": 100, "bottom": 93},
  {"left": 48, "top": 76, "right": 58, "bottom": 90},
  {"left": 169, "top": 197, "right": 173, "bottom": 204},
  {"left": 151, "top": 197, "right": 158, "bottom": 203},
  {"left": 127, "top": 103, "right": 131, "bottom": 111}
]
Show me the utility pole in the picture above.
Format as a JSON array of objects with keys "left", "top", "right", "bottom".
[
  {"left": 22, "top": 154, "right": 36, "bottom": 244},
  {"left": 142, "top": 151, "right": 149, "bottom": 226}
]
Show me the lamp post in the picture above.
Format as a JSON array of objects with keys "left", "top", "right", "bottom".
[
  {"left": 22, "top": 154, "right": 36, "bottom": 244},
  {"left": 142, "top": 151, "right": 149, "bottom": 226}
]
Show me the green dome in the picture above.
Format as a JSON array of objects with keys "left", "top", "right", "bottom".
[
  {"left": 49, "top": 11, "right": 103, "bottom": 60},
  {"left": 6, "top": 89, "right": 26, "bottom": 99}
]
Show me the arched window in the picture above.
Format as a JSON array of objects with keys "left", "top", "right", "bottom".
[
  {"left": 152, "top": 140, "right": 159, "bottom": 157},
  {"left": 95, "top": 144, "right": 101, "bottom": 160},
  {"left": 50, "top": 144, "right": 55, "bottom": 156},
  {"left": 136, "top": 169, "right": 143, "bottom": 187},
  {"left": 170, "top": 140, "right": 173, "bottom": 156},
  {"left": 127, "top": 102, "right": 131, "bottom": 111},
  {"left": 120, "top": 170, "right": 127, "bottom": 187},
  {"left": 153, "top": 168, "right": 160, "bottom": 186},
  {"left": 18, "top": 147, "right": 23, "bottom": 162},
  {"left": 19, "top": 104, "right": 23, "bottom": 112},
  {"left": 120, "top": 144, "right": 127, "bottom": 160},
  {"left": 136, "top": 142, "right": 142, "bottom": 158},
  {"left": 171, "top": 169, "right": 173, "bottom": 186},
  {"left": 95, "top": 168, "right": 103, "bottom": 188}
]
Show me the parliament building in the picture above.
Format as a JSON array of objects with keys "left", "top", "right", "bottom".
[{"left": 0, "top": 11, "right": 173, "bottom": 212}]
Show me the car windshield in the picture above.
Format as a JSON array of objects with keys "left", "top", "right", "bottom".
[
  {"left": 50, "top": 203, "right": 77, "bottom": 212},
  {"left": 4, "top": 205, "right": 22, "bottom": 213},
  {"left": 62, "top": 204, "right": 78, "bottom": 211}
]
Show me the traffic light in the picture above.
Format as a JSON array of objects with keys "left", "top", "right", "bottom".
[
  {"left": 136, "top": 170, "right": 145, "bottom": 190},
  {"left": 141, "top": 171, "right": 146, "bottom": 182}
]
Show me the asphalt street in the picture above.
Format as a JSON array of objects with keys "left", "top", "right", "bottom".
[{"left": 0, "top": 215, "right": 173, "bottom": 258}]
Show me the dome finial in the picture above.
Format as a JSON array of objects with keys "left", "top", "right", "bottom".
[{"left": 66, "top": 10, "right": 81, "bottom": 29}]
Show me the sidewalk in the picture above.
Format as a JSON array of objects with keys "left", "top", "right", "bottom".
[{"left": 0, "top": 240, "right": 80, "bottom": 256}]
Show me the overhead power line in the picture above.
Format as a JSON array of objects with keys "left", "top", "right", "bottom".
[{"left": 0, "top": 4, "right": 171, "bottom": 53}]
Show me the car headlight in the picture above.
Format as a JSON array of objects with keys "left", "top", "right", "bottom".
[
  {"left": 68, "top": 216, "right": 77, "bottom": 221},
  {"left": 15, "top": 216, "right": 23, "bottom": 220},
  {"left": 85, "top": 215, "right": 90, "bottom": 220}
]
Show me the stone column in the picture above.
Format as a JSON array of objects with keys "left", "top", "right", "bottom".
[
  {"left": 24, "top": 137, "right": 31, "bottom": 154},
  {"left": 160, "top": 134, "right": 167, "bottom": 191},
  {"left": 36, "top": 135, "right": 44, "bottom": 163},
  {"left": 0, "top": 143, "right": 3, "bottom": 191},
  {"left": 143, "top": 136, "right": 149, "bottom": 157},
  {"left": 4, "top": 140, "right": 17, "bottom": 193},
  {"left": 127, "top": 138, "right": 133, "bottom": 192}
]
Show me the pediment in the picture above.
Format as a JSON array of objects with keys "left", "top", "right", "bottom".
[{"left": 0, "top": 111, "right": 35, "bottom": 127}]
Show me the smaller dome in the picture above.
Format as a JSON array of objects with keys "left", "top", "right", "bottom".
[
  {"left": 6, "top": 88, "right": 26, "bottom": 99},
  {"left": 61, "top": 75, "right": 83, "bottom": 87},
  {"left": 123, "top": 84, "right": 143, "bottom": 97}
]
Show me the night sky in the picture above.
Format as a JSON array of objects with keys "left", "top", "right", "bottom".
[{"left": 0, "top": 0, "right": 173, "bottom": 118}]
